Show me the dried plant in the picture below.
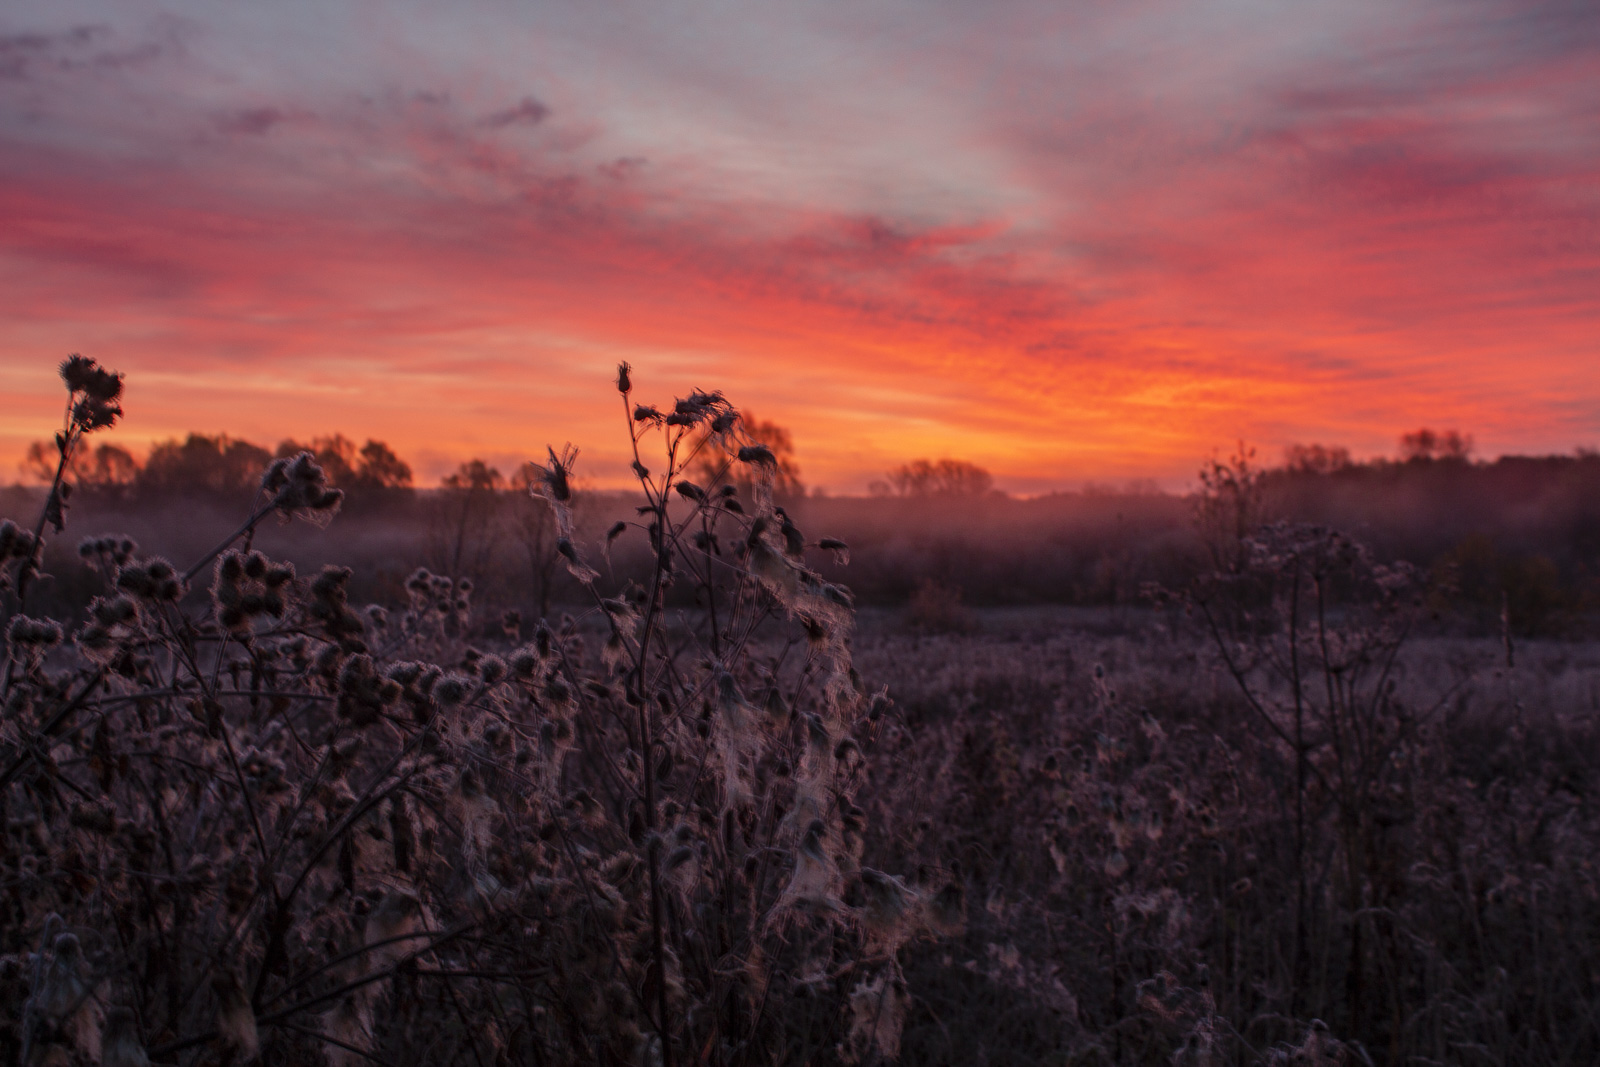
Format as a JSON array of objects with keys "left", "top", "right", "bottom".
[
  {"left": 7, "top": 355, "right": 1600, "bottom": 1066},
  {"left": 854, "top": 508, "right": 1600, "bottom": 1063},
  {"left": 0, "top": 358, "right": 948, "bottom": 1067}
]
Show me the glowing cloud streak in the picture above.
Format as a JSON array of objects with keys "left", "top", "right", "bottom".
[{"left": 1, "top": 0, "right": 1597, "bottom": 490}]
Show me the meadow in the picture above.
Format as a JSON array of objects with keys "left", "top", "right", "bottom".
[{"left": 4, "top": 357, "right": 1600, "bottom": 1065}]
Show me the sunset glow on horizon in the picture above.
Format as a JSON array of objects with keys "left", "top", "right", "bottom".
[{"left": 2, "top": 0, "right": 1597, "bottom": 492}]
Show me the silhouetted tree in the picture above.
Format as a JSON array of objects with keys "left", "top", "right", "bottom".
[
  {"left": 274, "top": 434, "right": 412, "bottom": 490},
  {"left": 1400, "top": 428, "right": 1472, "bottom": 462},
  {"left": 20, "top": 442, "right": 54, "bottom": 485},
  {"left": 139, "top": 434, "right": 273, "bottom": 494},
  {"left": 434, "top": 459, "right": 506, "bottom": 580},
  {"left": 871, "top": 458, "right": 994, "bottom": 498},
  {"left": 1284, "top": 443, "right": 1352, "bottom": 475},
  {"left": 355, "top": 439, "right": 412, "bottom": 488},
  {"left": 76, "top": 443, "right": 140, "bottom": 493},
  {"left": 276, "top": 434, "right": 358, "bottom": 487},
  {"left": 1195, "top": 443, "right": 1266, "bottom": 571},
  {"left": 21, "top": 441, "right": 140, "bottom": 495},
  {"left": 692, "top": 412, "right": 803, "bottom": 501},
  {"left": 444, "top": 459, "right": 503, "bottom": 493}
]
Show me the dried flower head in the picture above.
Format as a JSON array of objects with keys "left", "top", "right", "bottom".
[
  {"left": 212, "top": 550, "right": 295, "bottom": 635},
  {"left": 60, "top": 354, "right": 124, "bottom": 430},
  {"left": 7, "top": 615, "right": 63, "bottom": 672},
  {"left": 116, "top": 557, "right": 184, "bottom": 603},
  {"left": 536, "top": 444, "right": 578, "bottom": 503},
  {"left": 738, "top": 443, "right": 776, "bottom": 469},
  {"left": 262, "top": 450, "right": 344, "bottom": 524}
]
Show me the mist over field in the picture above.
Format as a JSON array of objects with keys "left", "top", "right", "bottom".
[{"left": 8, "top": 435, "right": 1599, "bottom": 635}]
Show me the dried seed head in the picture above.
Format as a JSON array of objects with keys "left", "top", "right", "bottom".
[
  {"left": 738, "top": 444, "right": 776, "bottom": 468},
  {"left": 7, "top": 614, "right": 63, "bottom": 649},
  {"left": 509, "top": 646, "right": 541, "bottom": 679},
  {"left": 478, "top": 654, "right": 508, "bottom": 685},
  {"left": 116, "top": 557, "right": 185, "bottom": 603},
  {"left": 59, "top": 355, "right": 125, "bottom": 430},
  {"left": 0, "top": 520, "right": 38, "bottom": 561},
  {"left": 536, "top": 444, "right": 578, "bottom": 503},
  {"left": 434, "top": 674, "right": 473, "bottom": 707},
  {"left": 262, "top": 450, "right": 344, "bottom": 524}
]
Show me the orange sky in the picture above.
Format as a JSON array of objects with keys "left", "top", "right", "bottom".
[{"left": 2, "top": 1, "right": 1597, "bottom": 492}]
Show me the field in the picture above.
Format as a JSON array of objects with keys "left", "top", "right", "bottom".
[
  {"left": 5, "top": 360, "right": 1600, "bottom": 1065},
  {"left": 854, "top": 611, "right": 1600, "bottom": 1064}
]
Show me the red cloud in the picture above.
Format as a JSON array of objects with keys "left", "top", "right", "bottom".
[{"left": 3, "top": 2, "right": 1598, "bottom": 488}]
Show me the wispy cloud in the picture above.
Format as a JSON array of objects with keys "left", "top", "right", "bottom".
[
  {"left": 2, "top": 0, "right": 1597, "bottom": 487},
  {"left": 482, "top": 96, "right": 550, "bottom": 129}
]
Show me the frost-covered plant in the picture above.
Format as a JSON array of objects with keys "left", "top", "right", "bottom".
[
  {"left": 1188, "top": 523, "right": 1446, "bottom": 1023},
  {"left": 0, "top": 358, "right": 943, "bottom": 1067},
  {"left": 2, "top": 357, "right": 123, "bottom": 614}
]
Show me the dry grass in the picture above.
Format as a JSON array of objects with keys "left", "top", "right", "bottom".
[{"left": 854, "top": 605, "right": 1600, "bottom": 1064}]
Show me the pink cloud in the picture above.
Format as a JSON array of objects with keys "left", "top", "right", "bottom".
[{"left": 2, "top": 0, "right": 1598, "bottom": 489}]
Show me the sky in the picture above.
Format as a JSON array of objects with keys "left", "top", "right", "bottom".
[{"left": 1, "top": 0, "right": 1597, "bottom": 493}]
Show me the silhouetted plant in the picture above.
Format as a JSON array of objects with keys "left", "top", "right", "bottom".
[
  {"left": 1190, "top": 522, "right": 1448, "bottom": 1036},
  {"left": 1195, "top": 442, "right": 1267, "bottom": 573},
  {"left": 691, "top": 411, "right": 805, "bottom": 503},
  {"left": 3, "top": 358, "right": 124, "bottom": 618},
  {"left": 0, "top": 358, "right": 946, "bottom": 1067}
]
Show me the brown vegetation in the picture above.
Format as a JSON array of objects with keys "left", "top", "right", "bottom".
[
  {"left": 4, "top": 359, "right": 1600, "bottom": 1065},
  {"left": 1, "top": 358, "right": 942, "bottom": 1066}
]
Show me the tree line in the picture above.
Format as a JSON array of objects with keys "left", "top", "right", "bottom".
[{"left": 21, "top": 432, "right": 413, "bottom": 496}]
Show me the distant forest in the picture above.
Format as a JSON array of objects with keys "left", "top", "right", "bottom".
[
  {"left": 7, "top": 427, "right": 1600, "bottom": 634},
  {"left": 20, "top": 432, "right": 414, "bottom": 495}
]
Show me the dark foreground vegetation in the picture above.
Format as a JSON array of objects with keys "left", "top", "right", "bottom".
[{"left": 3, "top": 357, "right": 1600, "bottom": 1065}]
